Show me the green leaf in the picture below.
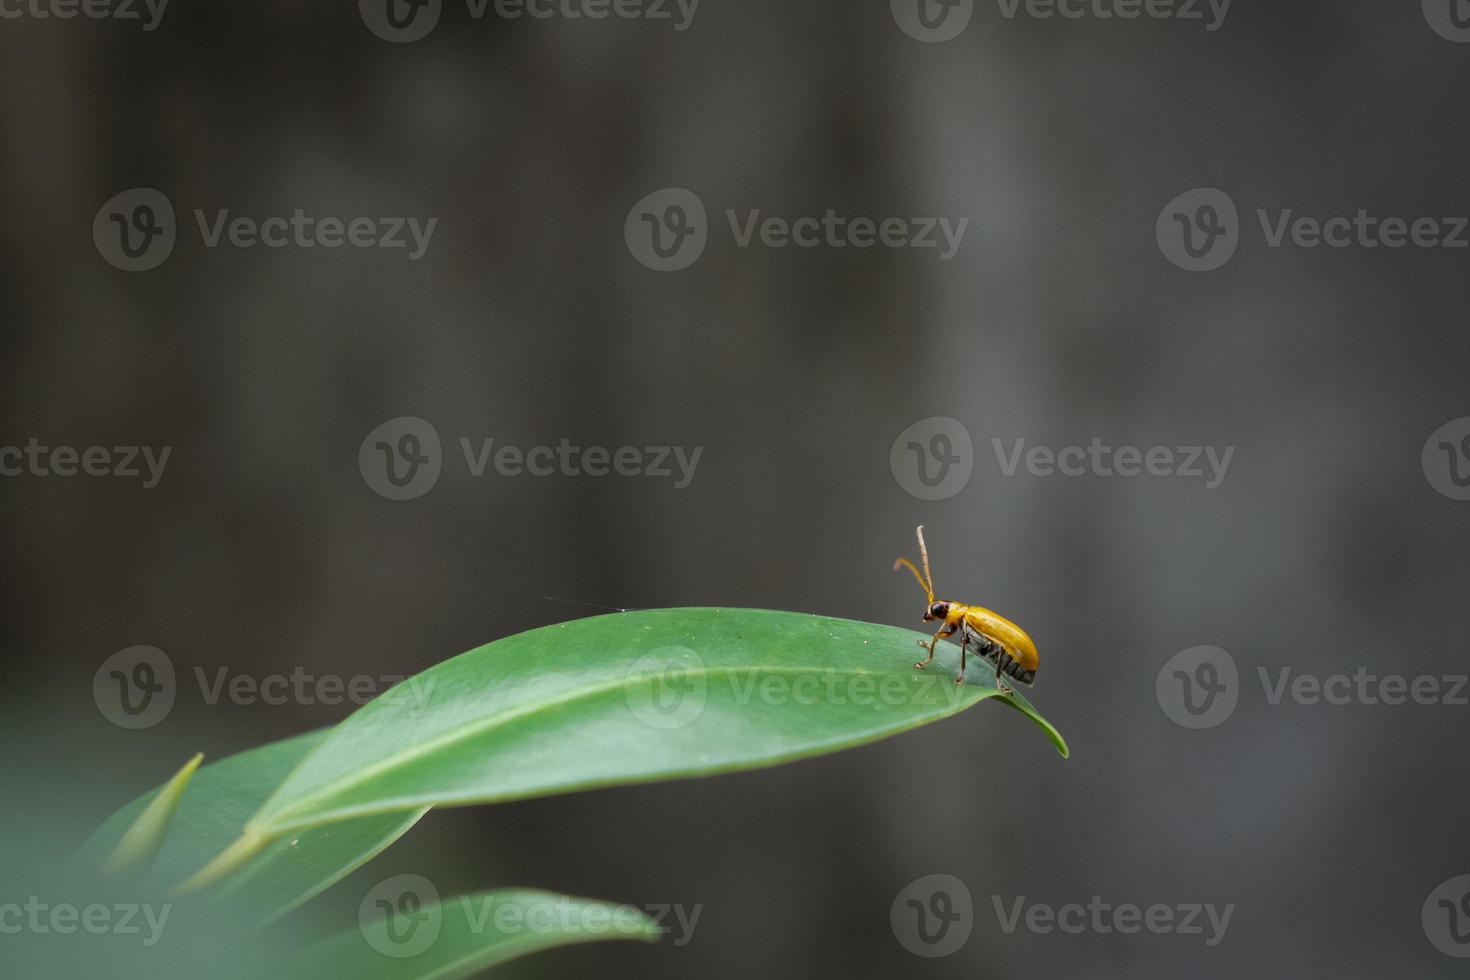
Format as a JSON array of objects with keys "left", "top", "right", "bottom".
[
  {"left": 83, "top": 730, "right": 427, "bottom": 924},
  {"left": 223, "top": 607, "right": 1064, "bottom": 854},
  {"left": 102, "top": 751, "right": 202, "bottom": 875},
  {"left": 287, "top": 889, "right": 659, "bottom": 979}
]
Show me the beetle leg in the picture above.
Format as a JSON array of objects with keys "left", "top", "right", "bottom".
[
  {"left": 955, "top": 633, "right": 968, "bottom": 685},
  {"left": 914, "top": 626, "right": 953, "bottom": 669},
  {"left": 994, "top": 652, "right": 1014, "bottom": 695}
]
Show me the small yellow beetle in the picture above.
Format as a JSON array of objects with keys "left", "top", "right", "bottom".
[{"left": 893, "top": 525, "right": 1039, "bottom": 692}]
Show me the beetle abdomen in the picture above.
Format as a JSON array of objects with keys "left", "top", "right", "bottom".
[
  {"left": 963, "top": 624, "right": 1037, "bottom": 685},
  {"left": 1003, "top": 661, "right": 1037, "bottom": 684}
]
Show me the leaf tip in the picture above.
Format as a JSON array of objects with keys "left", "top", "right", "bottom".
[{"left": 101, "top": 751, "right": 205, "bottom": 876}]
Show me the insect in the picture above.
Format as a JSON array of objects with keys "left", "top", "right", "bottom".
[{"left": 893, "top": 525, "right": 1038, "bottom": 692}]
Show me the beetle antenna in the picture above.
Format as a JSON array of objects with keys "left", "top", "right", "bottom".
[
  {"left": 893, "top": 557, "right": 932, "bottom": 603},
  {"left": 893, "top": 524, "right": 936, "bottom": 604},
  {"left": 915, "top": 525, "right": 934, "bottom": 597}
]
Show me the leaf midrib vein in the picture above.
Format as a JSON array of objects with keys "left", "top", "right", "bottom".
[{"left": 257, "top": 663, "right": 942, "bottom": 829}]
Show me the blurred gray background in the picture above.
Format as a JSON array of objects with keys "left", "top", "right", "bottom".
[{"left": 4, "top": 0, "right": 1470, "bottom": 976}]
